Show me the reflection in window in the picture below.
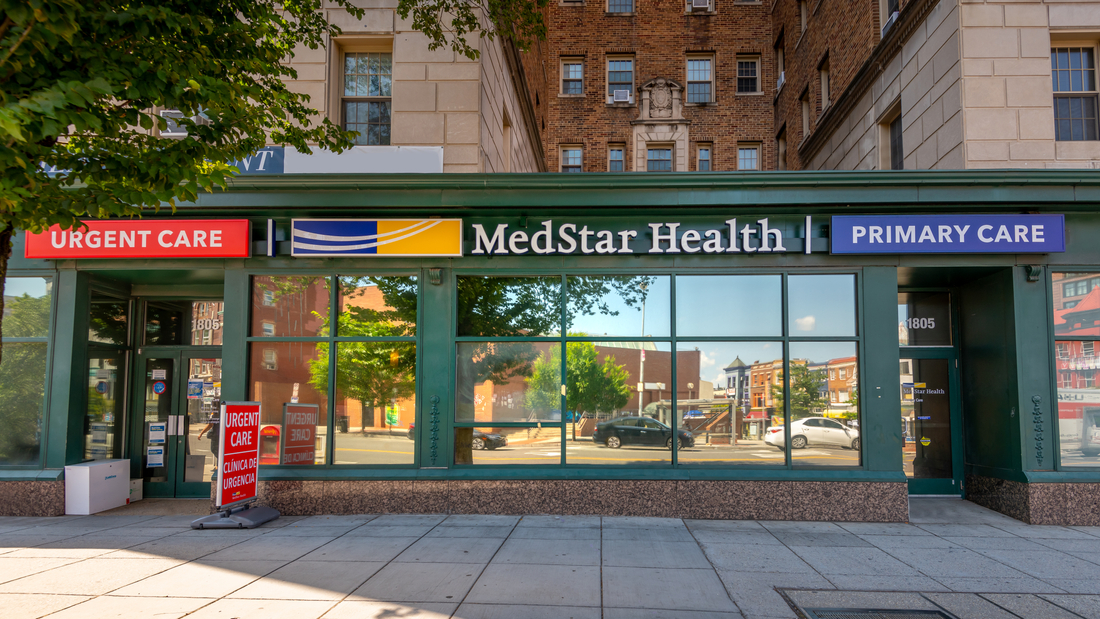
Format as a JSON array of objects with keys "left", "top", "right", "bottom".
[
  {"left": 248, "top": 342, "right": 329, "bottom": 465},
  {"left": 898, "top": 292, "right": 951, "bottom": 346},
  {"left": 456, "top": 342, "right": 560, "bottom": 424},
  {"left": 85, "top": 357, "right": 124, "bottom": 461},
  {"left": 251, "top": 276, "right": 330, "bottom": 338},
  {"left": 787, "top": 274, "right": 856, "bottom": 336},
  {"left": 0, "top": 343, "right": 48, "bottom": 465},
  {"left": 675, "top": 275, "right": 782, "bottom": 337},
  {"left": 786, "top": 342, "right": 860, "bottom": 466},
  {"left": 456, "top": 427, "right": 538, "bottom": 464},
  {"left": 1054, "top": 273, "right": 1100, "bottom": 336},
  {"left": 567, "top": 276, "right": 670, "bottom": 337},
  {"left": 3, "top": 277, "right": 52, "bottom": 338},
  {"left": 676, "top": 341, "right": 784, "bottom": 466},
  {"left": 571, "top": 341, "right": 673, "bottom": 465},
  {"left": 332, "top": 342, "right": 416, "bottom": 465},
  {"left": 89, "top": 297, "right": 128, "bottom": 345},
  {"left": 338, "top": 276, "right": 417, "bottom": 337},
  {"left": 1055, "top": 340, "right": 1100, "bottom": 467},
  {"left": 457, "top": 277, "right": 561, "bottom": 337}
]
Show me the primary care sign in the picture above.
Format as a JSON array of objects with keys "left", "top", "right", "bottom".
[
  {"left": 23, "top": 219, "right": 251, "bottom": 259},
  {"left": 216, "top": 402, "right": 261, "bottom": 509}
]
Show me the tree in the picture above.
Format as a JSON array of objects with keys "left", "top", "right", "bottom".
[
  {"left": 0, "top": 291, "right": 51, "bottom": 463},
  {"left": 0, "top": 0, "right": 366, "bottom": 358},
  {"left": 526, "top": 340, "right": 631, "bottom": 440},
  {"left": 396, "top": 0, "right": 548, "bottom": 61},
  {"left": 771, "top": 364, "right": 827, "bottom": 421}
]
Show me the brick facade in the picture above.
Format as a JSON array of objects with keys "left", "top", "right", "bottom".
[{"left": 542, "top": 1, "right": 776, "bottom": 172}]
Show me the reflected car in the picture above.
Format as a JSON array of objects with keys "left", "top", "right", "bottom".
[
  {"left": 408, "top": 424, "right": 507, "bottom": 450},
  {"left": 764, "top": 417, "right": 860, "bottom": 451},
  {"left": 592, "top": 416, "right": 694, "bottom": 449}
]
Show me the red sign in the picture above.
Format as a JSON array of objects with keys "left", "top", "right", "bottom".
[
  {"left": 216, "top": 402, "right": 261, "bottom": 508},
  {"left": 23, "top": 219, "right": 251, "bottom": 259},
  {"left": 281, "top": 403, "right": 319, "bottom": 465}
]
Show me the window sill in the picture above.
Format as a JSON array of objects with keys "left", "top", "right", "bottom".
[
  {"left": 559, "top": 93, "right": 587, "bottom": 98},
  {"left": 606, "top": 11, "right": 636, "bottom": 15},
  {"left": 737, "top": 91, "right": 766, "bottom": 96},
  {"left": 684, "top": 10, "right": 717, "bottom": 15},
  {"left": 684, "top": 101, "right": 718, "bottom": 107},
  {"left": 605, "top": 101, "right": 637, "bottom": 108}
]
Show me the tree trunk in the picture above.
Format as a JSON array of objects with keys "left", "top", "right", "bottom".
[{"left": 0, "top": 229, "right": 11, "bottom": 367}]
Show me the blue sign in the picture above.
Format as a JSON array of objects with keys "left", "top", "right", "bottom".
[
  {"left": 187, "top": 379, "right": 204, "bottom": 400},
  {"left": 230, "top": 146, "right": 284, "bottom": 175},
  {"left": 152, "top": 381, "right": 167, "bottom": 394},
  {"left": 95, "top": 381, "right": 108, "bottom": 394},
  {"left": 830, "top": 215, "right": 1065, "bottom": 254}
]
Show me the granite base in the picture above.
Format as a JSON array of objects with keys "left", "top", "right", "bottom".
[
  {"left": 966, "top": 474, "right": 1100, "bottom": 525},
  {"left": 0, "top": 481, "right": 65, "bottom": 517}
]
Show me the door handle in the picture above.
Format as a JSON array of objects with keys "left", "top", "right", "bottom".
[{"left": 167, "top": 415, "right": 178, "bottom": 436}]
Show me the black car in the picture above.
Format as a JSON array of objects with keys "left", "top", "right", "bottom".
[
  {"left": 412, "top": 424, "right": 507, "bottom": 450},
  {"left": 593, "top": 416, "right": 694, "bottom": 450}
]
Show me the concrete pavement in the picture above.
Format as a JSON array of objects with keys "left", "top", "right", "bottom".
[{"left": 0, "top": 498, "right": 1097, "bottom": 618}]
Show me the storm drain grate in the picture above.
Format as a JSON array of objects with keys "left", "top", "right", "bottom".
[{"left": 804, "top": 611, "right": 953, "bottom": 619}]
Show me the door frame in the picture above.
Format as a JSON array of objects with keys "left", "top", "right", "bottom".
[
  {"left": 900, "top": 347, "right": 965, "bottom": 495},
  {"left": 130, "top": 347, "right": 222, "bottom": 498}
]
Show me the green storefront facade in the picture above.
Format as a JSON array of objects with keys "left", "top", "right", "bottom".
[{"left": 3, "top": 170, "right": 1100, "bottom": 524}]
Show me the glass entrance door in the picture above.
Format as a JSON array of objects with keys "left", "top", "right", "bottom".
[
  {"left": 900, "top": 352, "right": 963, "bottom": 494},
  {"left": 134, "top": 351, "right": 221, "bottom": 498}
]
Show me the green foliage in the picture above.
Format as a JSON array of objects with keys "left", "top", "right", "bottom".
[
  {"left": 525, "top": 341, "right": 631, "bottom": 416},
  {"left": 396, "top": 0, "right": 548, "bottom": 60},
  {"left": 0, "top": 290, "right": 51, "bottom": 463},
  {"left": 772, "top": 364, "right": 827, "bottom": 419},
  {"left": 0, "top": 0, "right": 365, "bottom": 351}
]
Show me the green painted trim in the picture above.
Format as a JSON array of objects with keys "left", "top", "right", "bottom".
[
  {"left": 0, "top": 469, "right": 64, "bottom": 481},
  {"left": 1013, "top": 266, "right": 1055, "bottom": 472},
  {"left": 1024, "top": 470, "right": 1100, "bottom": 482}
]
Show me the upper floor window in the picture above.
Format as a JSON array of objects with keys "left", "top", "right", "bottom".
[
  {"left": 776, "top": 45, "right": 786, "bottom": 90},
  {"left": 800, "top": 90, "right": 811, "bottom": 140},
  {"left": 561, "top": 146, "right": 583, "bottom": 172},
  {"left": 819, "top": 56, "right": 831, "bottom": 111},
  {"left": 609, "top": 145, "right": 625, "bottom": 171},
  {"left": 607, "top": 57, "right": 635, "bottom": 103},
  {"left": 343, "top": 52, "right": 392, "bottom": 145},
  {"left": 738, "top": 143, "right": 760, "bottom": 170},
  {"left": 799, "top": 0, "right": 808, "bottom": 33},
  {"left": 777, "top": 130, "right": 788, "bottom": 170},
  {"left": 737, "top": 57, "right": 760, "bottom": 93},
  {"left": 687, "top": 56, "right": 715, "bottom": 103},
  {"left": 647, "top": 147, "right": 673, "bottom": 172},
  {"left": 1052, "top": 47, "right": 1098, "bottom": 141},
  {"left": 697, "top": 144, "right": 712, "bottom": 170},
  {"left": 608, "top": 0, "right": 634, "bottom": 11},
  {"left": 889, "top": 114, "right": 904, "bottom": 169},
  {"left": 561, "top": 59, "right": 584, "bottom": 95}
]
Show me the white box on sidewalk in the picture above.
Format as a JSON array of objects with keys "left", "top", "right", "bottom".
[
  {"left": 129, "top": 478, "right": 143, "bottom": 503},
  {"left": 64, "top": 459, "right": 130, "bottom": 515}
]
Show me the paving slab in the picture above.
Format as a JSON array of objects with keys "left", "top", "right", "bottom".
[
  {"left": 457, "top": 603, "right": 602, "bottom": 618},
  {"left": 0, "top": 557, "right": 83, "bottom": 585},
  {"left": 923, "top": 592, "right": 1021, "bottom": 619},
  {"left": 775, "top": 532, "right": 874, "bottom": 548},
  {"left": 824, "top": 574, "right": 949, "bottom": 591},
  {"left": 914, "top": 524, "right": 1020, "bottom": 538},
  {"left": 0, "top": 557, "right": 182, "bottom": 595},
  {"left": 602, "top": 516, "right": 687, "bottom": 529},
  {"left": 701, "top": 541, "right": 817, "bottom": 573},
  {"left": 973, "top": 548, "right": 1100, "bottom": 580},
  {"left": 229, "top": 560, "right": 385, "bottom": 601},
  {"left": 602, "top": 566, "right": 740, "bottom": 612},
  {"left": 516, "top": 515, "right": 600, "bottom": 528},
  {"left": 321, "top": 600, "right": 457, "bottom": 618},
  {"left": 395, "top": 536, "right": 504, "bottom": 564},
  {"left": 464, "top": 563, "right": 601, "bottom": 606},
  {"left": 685, "top": 519, "right": 766, "bottom": 532},
  {"left": 109, "top": 559, "right": 286, "bottom": 598},
  {"left": 942, "top": 536, "right": 1050, "bottom": 551},
  {"left": 491, "top": 538, "right": 601, "bottom": 565},
  {"left": 1043, "top": 579, "right": 1100, "bottom": 594},
  {"left": 344, "top": 525, "right": 435, "bottom": 538},
  {"left": 351, "top": 561, "right": 483, "bottom": 603},
  {"left": 603, "top": 540, "right": 711, "bottom": 569},
  {"left": 300, "top": 535, "right": 420, "bottom": 562},
  {"left": 717, "top": 570, "right": 834, "bottom": 619},
  {"left": 0, "top": 593, "right": 90, "bottom": 619},
  {"left": 882, "top": 547, "right": 1032, "bottom": 579},
  {"left": 604, "top": 609, "right": 744, "bottom": 619},
  {"left": 1033, "top": 537, "right": 1100, "bottom": 552},
  {"left": 365, "top": 515, "right": 446, "bottom": 527},
  {"left": 980, "top": 593, "right": 1084, "bottom": 618},
  {"left": 759, "top": 521, "right": 845, "bottom": 534},
  {"left": 41, "top": 594, "right": 211, "bottom": 618},
  {"left": 201, "top": 534, "right": 336, "bottom": 561},
  {"left": 860, "top": 534, "right": 962, "bottom": 550},
  {"left": 132, "top": 515, "right": 214, "bottom": 528},
  {"left": 264, "top": 525, "right": 363, "bottom": 537},
  {"left": 98, "top": 534, "right": 256, "bottom": 561},
  {"left": 1038, "top": 594, "right": 1100, "bottom": 619},
  {"left": 1069, "top": 526, "right": 1100, "bottom": 538},
  {"left": 688, "top": 530, "right": 784, "bottom": 545},
  {"left": 931, "top": 576, "right": 1067, "bottom": 593},
  {"left": 441, "top": 515, "right": 520, "bottom": 527},
  {"left": 290, "top": 515, "right": 378, "bottom": 527},
  {"left": 424, "top": 526, "right": 513, "bottom": 539},
  {"left": 508, "top": 526, "right": 601, "bottom": 540},
  {"left": 784, "top": 589, "right": 939, "bottom": 611},
  {"left": 836, "top": 522, "right": 933, "bottom": 536},
  {"left": 181, "top": 597, "right": 337, "bottom": 619},
  {"left": 908, "top": 498, "right": 1020, "bottom": 525},
  {"left": 5, "top": 534, "right": 166, "bottom": 559},
  {"left": 602, "top": 527, "right": 696, "bottom": 542},
  {"left": 989, "top": 524, "right": 1096, "bottom": 539}
]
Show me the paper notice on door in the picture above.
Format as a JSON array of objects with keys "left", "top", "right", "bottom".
[
  {"left": 146, "top": 446, "right": 165, "bottom": 467},
  {"left": 152, "top": 369, "right": 167, "bottom": 380},
  {"left": 148, "top": 422, "right": 167, "bottom": 445}
]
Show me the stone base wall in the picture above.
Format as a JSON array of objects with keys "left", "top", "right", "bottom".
[
  {"left": 0, "top": 481, "right": 65, "bottom": 517},
  {"left": 248, "top": 480, "right": 908, "bottom": 521},
  {"left": 966, "top": 474, "right": 1100, "bottom": 525}
]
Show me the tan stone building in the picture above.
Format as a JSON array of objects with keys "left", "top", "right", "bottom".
[
  {"left": 780, "top": 0, "right": 1100, "bottom": 170},
  {"left": 276, "top": 2, "right": 546, "bottom": 173}
]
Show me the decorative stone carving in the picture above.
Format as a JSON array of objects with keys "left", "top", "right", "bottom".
[
  {"left": 631, "top": 78, "right": 690, "bottom": 171},
  {"left": 637, "top": 78, "right": 686, "bottom": 122}
]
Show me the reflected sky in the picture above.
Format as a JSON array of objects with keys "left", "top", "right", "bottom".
[
  {"left": 676, "top": 275, "right": 781, "bottom": 337},
  {"left": 678, "top": 341, "right": 783, "bottom": 387},
  {"left": 567, "top": 276, "right": 670, "bottom": 337},
  {"left": 787, "top": 275, "right": 856, "bottom": 336},
  {"left": 5, "top": 276, "right": 50, "bottom": 298},
  {"left": 790, "top": 340, "right": 858, "bottom": 364}
]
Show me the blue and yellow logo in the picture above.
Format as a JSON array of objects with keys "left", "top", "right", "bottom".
[{"left": 291, "top": 219, "right": 462, "bottom": 257}]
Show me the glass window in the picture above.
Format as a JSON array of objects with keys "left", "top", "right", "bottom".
[
  {"left": 338, "top": 276, "right": 417, "bottom": 337},
  {"left": 4, "top": 277, "right": 52, "bottom": 338},
  {"left": 562, "top": 60, "right": 583, "bottom": 95},
  {"left": 343, "top": 52, "right": 392, "bottom": 145},
  {"left": 677, "top": 341, "right": 785, "bottom": 466},
  {"left": 1052, "top": 47, "right": 1099, "bottom": 141},
  {"left": 567, "top": 275, "right": 670, "bottom": 337},
  {"left": 738, "top": 145, "right": 759, "bottom": 170},
  {"left": 608, "top": 58, "right": 634, "bottom": 97},
  {"left": 889, "top": 113, "right": 904, "bottom": 169},
  {"left": 0, "top": 342, "right": 48, "bottom": 465},
  {"left": 1054, "top": 273, "right": 1100, "bottom": 337},
  {"left": 249, "top": 342, "right": 330, "bottom": 465},
  {"left": 698, "top": 146, "right": 712, "bottom": 171},
  {"left": 561, "top": 147, "right": 583, "bottom": 173},
  {"left": 457, "top": 276, "right": 561, "bottom": 337},
  {"left": 675, "top": 275, "right": 782, "bottom": 337},
  {"left": 737, "top": 58, "right": 759, "bottom": 93},
  {"left": 89, "top": 296, "right": 128, "bottom": 345},
  {"left": 1057, "top": 340, "right": 1100, "bottom": 467},
  {"left": 456, "top": 341, "right": 561, "bottom": 423},
  {"left": 647, "top": 148, "right": 672, "bottom": 172},
  {"left": 898, "top": 292, "right": 951, "bottom": 346},
  {"left": 788, "top": 275, "right": 856, "bottom": 336},
  {"left": 251, "top": 276, "right": 331, "bottom": 338},
  {"left": 788, "top": 342, "right": 860, "bottom": 466},
  {"left": 609, "top": 146, "right": 624, "bottom": 171},
  {"left": 572, "top": 341, "right": 672, "bottom": 466},
  {"left": 687, "top": 57, "right": 713, "bottom": 103},
  {"left": 608, "top": 0, "right": 634, "bottom": 10},
  {"left": 333, "top": 342, "right": 416, "bottom": 464},
  {"left": 457, "top": 427, "right": 543, "bottom": 464}
]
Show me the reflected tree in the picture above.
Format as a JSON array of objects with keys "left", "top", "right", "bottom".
[
  {"left": 526, "top": 340, "right": 631, "bottom": 441},
  {"left": 0, "top": 293, "right": 51, "bottom": 464},
  {"left": 772, "top": 364, "right": 826, "bottom": 421}
]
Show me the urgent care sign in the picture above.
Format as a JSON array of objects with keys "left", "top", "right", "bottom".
[
  {"left": 217, "top": 402, "right": 261, "bottom": 509},
  {"left": 23, "top": 219, "right": 251, "bottom": 259}
]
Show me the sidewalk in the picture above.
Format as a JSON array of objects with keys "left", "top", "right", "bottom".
[{"left": 0, "top": 498, "right": 1097, "bottom": 618}]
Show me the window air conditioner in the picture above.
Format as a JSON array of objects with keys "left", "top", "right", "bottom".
[
  {"left": 881, "top": 11, "right": 899, "bottom": 37},
  {"left": 777, "top": 71, "right": 786, "bottom": 90},
  {"left": 613, "top": 89, "right": 631, "bottom": 102},
  {"left": 691, "top": 0, "right": 710, "bottom": 9}
]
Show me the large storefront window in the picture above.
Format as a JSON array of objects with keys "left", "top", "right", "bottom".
[
  {"left": 0, "top": 276, "right": 52, "bottom": 466},
  {"left": 1052, "top": 272, "right": 1100, "bottom": 468},
  {"left": 454, "top": 272, "right": 861, "bottom": 468},
  {"left": 248, "top": 274, "right": 418, "bottom": 467}
]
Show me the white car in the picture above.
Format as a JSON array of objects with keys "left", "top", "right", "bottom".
[{"left": 764, "top": 417, "right": 860, "bottom": 451}]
